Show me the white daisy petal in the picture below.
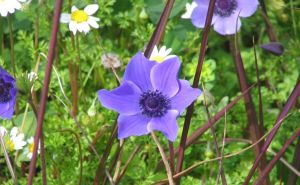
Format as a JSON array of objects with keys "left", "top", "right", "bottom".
[
  {"left": 0, "top": 0, "right": 25, "bottom": 17},
  {"left": 84, "top": 4, "right": 99, "bottom": 15},
  {"left": 181, "top": 2, "right": 197, "bottom": 19},
  {"left": 81, "top": 22, "right": 91, "bottom": 33},
  {"left": 60, "top": 13, "right": 71, "bottom": 23},
  {"left": 69, "top": 21, "right": 77, "bottom": 35},
  {"left": 89, "top": 15, "right": 100, "bottom": 22},
  {"left": 71, "top": 5, "right": 78, "bottom": 12},
  {"left": 87, "top": 17, "right": 99, "bottom": 28}
]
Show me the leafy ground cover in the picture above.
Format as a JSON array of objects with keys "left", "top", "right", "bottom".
[{"left": 0, "top": 0, "right": 299, "bottom": 184}]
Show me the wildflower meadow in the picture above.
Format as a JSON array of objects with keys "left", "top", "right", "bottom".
[{"left": 0, "top": 0, "right": 300, "bottom": 184}]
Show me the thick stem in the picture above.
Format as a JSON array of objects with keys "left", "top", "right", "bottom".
[
  {"left": 254, "top": 128, "right": 300, "bottom": 185},
  {"left": 243, "top": 79, "right": 300, "bottom": 185},
  {"left": 287, "top": 136, "right": 300, "bottom": 185},
  {"left": 27, "top": 0, "right": 63, "bottom": 184},
  {"left": 168, "top": 141, "right": 175, "bottom": 174},
  {"left": 144, "top": 0, "right": 175, "bottom": 57},
  {"left": 259, "top": 0, "right": 277, "bottom": 42},
  {"left": 175, "top": 1, "right": 216, "bottom": 181},
  {"left": 229, "top": 36, "right": 270, "bottom": 185},
  {"left": 93, "top": 122, "right": 118, "bottom": 185}
]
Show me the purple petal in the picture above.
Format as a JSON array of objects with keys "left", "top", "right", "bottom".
[
  {"left": 123, "top": 52, "right": 156, "bottom": 91},
  {"left": 171, "top": 80, "right": 201, "bottom": 114},
  {"left": 0, "top": 102, "right": 12, "bottom": 119},
  {"left": 191, "top": 3, "right": 217, "bottom": 28},
  {"left": 98, "top": 81, "right": 141, "bottom": 115},
  {"left": 260, "top": 42, "right": 284, "bottom": 56},
  {"left": 117, "top": 113, "right": 151, "bottom": 139},
  {"left": 194, "top": 0, "right": 210, "bottom": 5},
  {"left": 150, "top": 57, "right": 180, "bottom": 98},
  {"left": 213, "top": 14, "right": 241, "bottom": 35},
  {"left": 148, "top": 110, "right": 179, "bottom": 141},
  {"left": 236, "top": 0, "right": 259, "bottom": 17}
]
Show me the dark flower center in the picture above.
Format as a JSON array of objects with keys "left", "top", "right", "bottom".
[
  {"left": 214, "top": 0, "right": 237, "bottom": 17},
  {"left": 0, "top": 78, "right": 13, "bottom": 103},
  {"left": 139, "top": 90, "right": 170, "bottom": 118}
]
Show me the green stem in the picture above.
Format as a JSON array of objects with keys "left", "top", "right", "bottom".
[{"left": 7, "top": 16, "right": 16, "bottom": 77}]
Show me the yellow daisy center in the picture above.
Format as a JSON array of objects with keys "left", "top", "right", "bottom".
[
  {"left": 71, "top": 10, "right": 88, "bottom": 23},
  {"left": 29, "top": 143, "right": 34, "bottom": 153},
  {"left": 6, "top": 140, "right": 15, "bottom": 151},
  {"left": 150, "top": 56, "right": 164, "bottom": 63}
]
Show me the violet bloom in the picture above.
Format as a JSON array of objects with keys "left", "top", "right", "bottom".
[
  {"left": 0, "top": 67, "right": 17, "bottom": 119},
  {"left": 189, "top": 0, "right": 259, "bottom": 35},
  {"left": 98, "top": 52, "right": 201, "bottom": 141}
]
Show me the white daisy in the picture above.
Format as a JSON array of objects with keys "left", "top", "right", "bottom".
[
  {"left": 181, "top": 1, "right": 197, "bottom": 19},
  {"left": 24, "top": 137, "right": 39, "bottom": 159},
  {"left": 60, "top": 4, "right": 100, "bottom": 35},
  {"left": 5, "top": 127, "right": 26, "bottom": 152},
  {"left": 149, "top": 45, "right": 176, "bottom": 63},
  {"left": 0, "top": 0, "right": 26, "bottom": 17}
]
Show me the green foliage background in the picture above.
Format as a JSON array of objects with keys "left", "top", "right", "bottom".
[{"left": 0, "top": 0, "right": 299, "bottom": 184}]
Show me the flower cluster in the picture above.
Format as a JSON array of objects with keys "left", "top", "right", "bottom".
[
  {"left": 98, "top": 52, "right": 201, "bottom": 141},
  {"left": 0, "top": 126, "right": 36, "bottom": 159},
  {"left": 0, "top": 0, "right": 26, "bottom": 17},
  {"left": 182, "top": 0, "right": 259, "bottom": 35},
  {"left": 0, "top": 67, "right": 17, "bottom": 120}
]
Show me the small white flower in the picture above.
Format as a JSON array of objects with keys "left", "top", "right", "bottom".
[
  {"left": 181, "top": 1, "right": 197, "bottom": 19},
  {"left": 101, "top": 53, "right": 121, "bottom": 69},
  {"left": 24, "top": 137, "right": 39, "bottom": 159},
  {"left": 27, "top": 72, "right": 38, "bottom": 82},
  {"left": 149, "top": 45, "right": 176, "bottom": 63},
  {"left": 5, "top": 127, "right": 26, "bottom": 152},
  {"left": 0, "top": 126, "right": 7, "bottom": 136},
  {"left": 0, "top": 0, "right": 26, "bottom": 17},
  {"left": 60, "top": 4, "right": 100, "bottom": 35}
]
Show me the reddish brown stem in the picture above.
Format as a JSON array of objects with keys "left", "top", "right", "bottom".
[
  {"left": 229, "top": 36, "right": 270, "bottom": 185},
  {"left": 175, "top": 1, "right": 216, "bottom": 181},
  {"left": 243, "top": 79, "right": 300, "bottom": 185},
  {"left": 254, "top": 128, "right": 300, "bottom": 185},
  {"left": 27, "top": 0, "right": 63, "bottom": 184},
  {"left": 287, "top": 136, "right": 300, "bottom": 185},
  {"left": 144, "top": 0, "right": 175, "bottom": 57}
]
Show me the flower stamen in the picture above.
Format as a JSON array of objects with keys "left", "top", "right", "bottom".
[
  {"left": 139, "top": 90, "right": 170, "bottom": 118},
  {"left": 214, "top": 0, "right": 237, "bottom": 17},
  {"left": 0, "top": 78, "right": 13, "bottom": 103},
  {"left": 71, "top": 10, "right": 88, "bottom": 23}
]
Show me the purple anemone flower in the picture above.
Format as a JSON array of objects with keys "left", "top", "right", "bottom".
[
  {"left": 0, "top": 67, "right": 17, "bottom": 119},
  {"left": 98, "top": 52, "right": 201, "bottom": 141},
  {"left": 190, "top": 0, "right": 259, "bottom": 35}
]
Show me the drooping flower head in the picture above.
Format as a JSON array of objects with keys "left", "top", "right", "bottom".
[
  {"left": 183, "top": 0, "right": 259, "bottom": 35},
  {"left": 0, "top": 0, "right": 26, "bottom": 17},
  {"left": 101, "top": 53, "right": 121, "bottom": 69},
  {"left": 60, "top": 4, "right": 100, "bottom": 35},
  {"left": 98, "top": 52, "right": 201, "bottom": 141},
  {"left": 0, "top": 67, "right": 17, "bottom": 119},
  {"left": 4, "top": 127, "right": 26, "bottom": 152},
  {"left": 149, "top": 45, "right": 176, "bottom": 63}
]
